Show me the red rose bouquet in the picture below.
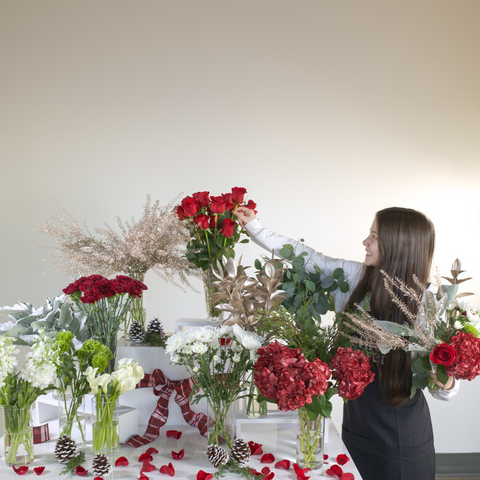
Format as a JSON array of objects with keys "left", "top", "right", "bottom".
[
  {"left": 344, "top": 259, "right": 480, "bottom": 394},
  {"left": 63, "top": 274, "right": 147, "bottom": 371},
  {"left": 176, "top": 187, "right": 257, "bottom": 271}
]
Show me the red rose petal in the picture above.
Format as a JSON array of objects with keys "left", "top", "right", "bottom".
[
  {"left": 115, "top": 456, "right": 129, "bottom": 467},
  {"left": 139, "top": 453, "right": 154, "bottom": 462},
  {"left": 260, "top": 453, "right": 275, "bottom": 463},
  {"left": 146, "top": 447, "right": 159, "bottom": 455},
  {"left": 274, "top": 459, "right": 290, "bottom": 470},
  {"left": 197, "top": 471, "right": 213, "bottom": 480},
  {"left": 261, "top": 467, "right": 271, "bottom": 475},
  {"left": 264, "top": 473, "right": 275, "bottom": 480},
  {"left": 171, "top": 449, "right": 185, "bottom": 460},
  {"left": 324, "top": 454, "right": 329, "bottom": 460},
  {"left": 141, "top": 462, "right": 156, "bottom": 473},
  {"left": 12, "top": 466, "right": 28, "bottom": 475},
  {"left": 248, "top": 441, "right": 263, "bottom": 455},
  {"left": 34, "top": 466, "right": 45, "bottom": 475},
  {"left": 326, "top": 464, "right": 344, "bottom": 477},
  {"left": 159, "top": 462, "right": 175, "bottom": 476},
  {"left": 337, "top": 454, "right": 350, "bottom": 466},
  {"left": 76, "top": 466, "right": 88, "bottom": 476},
  {"left": 94, "top": 478, "right": 104, "bottom": 480},
  {"left": 340, "top": 474, "right": 355, "bottom": 480},
  {"left": 139, "top": 474, "right": 149, "bottom": 480},
  {"left": 166, "top": 430, "right": 182, "bottom": 439},
  {"left": 293, "top": 464, "right": 311, "bottom": 480}
]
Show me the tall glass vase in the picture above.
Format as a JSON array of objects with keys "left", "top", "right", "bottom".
[
  {"left": 124, "top": 272, "right": 147, "bottom": 338},
  {"left": 3, "top": 406, "right": 34, "bottom": 467},
  {"left": 93, "top": 333, "right": 117, "bottom": 374},
  {"left": 55, "top": 390, "right": 86, "bottom": 452},
  {"left": 206, "top": 401, "right": 234, "bottom": 450},
  {"left": 241, "top": 371, "right": 267, "bottom": 419},
  {"left": 296, "top": 406, "right": 325, "bottom": 470},
  {"left": 204, "top": 268, "right": 223, "bottom": 323},
  {"left": 92, "top": 397, "right": 119, "bottom": 456}
]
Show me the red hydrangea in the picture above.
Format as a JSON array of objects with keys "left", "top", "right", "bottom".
[
  {"left": 329, "top": 347, "right": 375, "bottom": 400},
  {"left": 254, "top": 341, "right": 331, "bottom": 411},
  {"left": 446, "top": 331, "right": 480, "bottom": 381}
]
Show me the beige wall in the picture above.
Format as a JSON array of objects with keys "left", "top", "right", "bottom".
[{"left": 1, "top": 0, "right": 479, "bottom": 453}]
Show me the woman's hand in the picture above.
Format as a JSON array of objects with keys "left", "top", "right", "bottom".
[
  {"left": 430, "top": 370, "right": 455, "bottom": 390},
  {"left": 233, "top": 206, "right": 256, "bottom": 227}
]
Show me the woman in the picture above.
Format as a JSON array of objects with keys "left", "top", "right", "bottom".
[{"left": 233, "top": 206, "right": 459, "bottom": 480}]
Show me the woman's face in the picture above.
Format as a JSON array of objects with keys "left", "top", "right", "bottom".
[{"left": 363, "top": 218, "right": 380, "bottom": 267}]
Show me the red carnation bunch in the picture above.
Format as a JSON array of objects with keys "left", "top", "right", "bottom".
[
  {"left": 329, "top": 347, "right": 375, "bottom": 400},
  {"left": 63, "top": 274, "right": 147, "bottom": 304},
  {"left": 446, "top": 332, "right": 480, "bottom": 381},
  {"left": 254, "top": 340, "right": 331, "bottom": 412},
  {"left": 176, "top": 187, "right": 257, "bottom": 272}
]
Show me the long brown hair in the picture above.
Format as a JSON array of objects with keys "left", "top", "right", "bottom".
[{"left": 347, "top": 207, "right": 435, "bottom": 407}]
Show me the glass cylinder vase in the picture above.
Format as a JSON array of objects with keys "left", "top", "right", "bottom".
[
  {"left": 241, "top": 371, "right": 267, "bottom": 419},
  {"left": 206, "top": 401, "right": 234, "bottom": 450},
  {"left": 124, "top": 272, "right": 147, "bottom": 338},
  {"left": 2, "top": 406, "right": 34, "bottom": 467},
  {"left": 92, "top": 397, "right": 119, "bottom": 456},
  {"left": 55, "top": 390, "right": 86, "bottom": 452},
  {"left": 92, "top": 333, "right": 117, "bottom": 374},
  {"left": 203, "top": 268, "right": 224, "bottom": 323},
  {"left": 296, "top": 406, "right": 325, "bottom": 470}
]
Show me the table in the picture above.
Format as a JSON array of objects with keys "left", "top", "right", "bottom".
[{"left": 1, "top": 416, "right": 362, "bottom": 479}]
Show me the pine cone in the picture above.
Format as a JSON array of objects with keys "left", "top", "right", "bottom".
[
  {"left": 129, "top": 320, "right": 146, "bottom": 344},
  {"left": 92, "top": 453, "right": 111, "bottom": 477},
  {"left": 206, "top": 444, "right": 229, "bottom": 467},
  {"left": 230, "top": 438, "right": 250, "bottom": 466},
  {"left": 54, "top": 434, "right": 77, "bottom": 464},
  {"left": 147, "top": 317, "right": 164, "bottom": 335}
]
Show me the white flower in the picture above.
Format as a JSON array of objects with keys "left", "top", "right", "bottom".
[
  {"left": 118, "top": 377, "right": 138, "bottom": 395},
  {"left": 170, "top": 353, "right": 180, "bottom": 363},
  {"left": 215, "top": 325, "right": 233, "bottom": 339},
  {"left": 467, "top": 309, "right": 480, "bottom": 324},
  {"left": 193, "top": 366, "right": 199, "bottom": 373},
  {"left": 165, "top": 332, "right": 188, "bottom": 354},
  {"left": 235, "top": 328, "right": 264, "bottom": 351},
  {"left": 191, "top": 341, "right": 208, "bottom": 355},
  {"left": 232, "top": 354, "right": 241, "bottom": 363},
  {"left": 456, "top": 297, "right": 473, "bottom": 311},
  {"left": 194, "top": 327, "right": 216, "bottom": 343},
  {"left": 213, "top": 355, "right": 219, "bottom": 362},
  {"left": 454, "top": 321, "right": 463, "bottom": 330}
]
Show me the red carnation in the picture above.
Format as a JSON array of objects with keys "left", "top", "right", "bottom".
[
  {"left": 80, "top": 288, "right": 103, "bottom": 304},
  {"left": 330, "top": 347, "right": 375, "bottom": 400},
  {"left": 181, "top": 196, "right": 200, "bottom": 217},
  {"left": 231, "top": 187, "right": 247, "bottom": 204},
  {"left": 221, "top": 218, "right": 236, "bottom": 237},
  {"left": 95, "top": 279, "right": 116, "bottom": 298},
  {"left": 446, "top": 332, "right": 480, "bottom": 381}
]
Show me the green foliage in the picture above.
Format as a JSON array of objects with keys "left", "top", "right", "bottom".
[
  {"left": 213, "top": 460, "right": 262, "bottom": 479},
  {"left": 60, "top": 450, "right": 86, "bottom": 476},
  {"left": 279, "top": 244, "right": 349, "bottom": 322},
  {"left": 145, "top": 331, "right": 168, "bottom": 347}
]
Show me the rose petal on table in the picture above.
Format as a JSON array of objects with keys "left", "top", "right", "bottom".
[
  {"left": 146, "top": 447, "right": 159, "bottom": 456},
  {"left": 292, "top": 464, "right": 311, "bottom": 480},
  {"left": 274, "top": 459, "right": 290, "bottom": 470},
  {"left": 139, "top": 474, "right": 149, "bottom": 480},
  {"left": 261, "top": 466, "right": 271, "bottom": 475},
  {"left": 260, "top": 453, "right": 275, "bottom": 463},
  {"left": 336, "top": 454, "right": 350, "bottom": 466},
  {"left": 326, "top": 464, "right": 344, "bottom": 477},
  {"left": 340, "top": 474, "right": 355, "bottom": 480},
  {"left": 166, "top": 430, "right": 182, "bottom": 439},
  {"left": 75, "top": 466, "right": 88, "bottom": 476},
  {"left": 248, "top": 441, "right": 263, "bottom": 455},
  {"left": 324, "top": 454, "right": 329, "bottom": 460},
  {"left": 159, "top": 462, "right": 175, "bottom": 476},
  {"left": 115, "top": 456, "right": 129, "bottom": 467},
  {"left": 264, "top": 472, "right": 275, "bottom": 480},
  {"left": 139, "top": 453, "right": 154, "bottom": 462},
  {"left": 141, "top": 462, "right": 157, "bottom": 473},
  {"left": 94, "top": 477, "right": 104, "bottom": 480},
  {"left": 34, "top": 466, "right": 45, "bottom": 475},
  {"left": 197, "top": 471, "right": 213, "bottom": 480},
  {"left": 12, "top": 466, "right": 28, "bottom": 475},
  {"left": 171, "top": 449, "right": 185, "bottom": 460}
]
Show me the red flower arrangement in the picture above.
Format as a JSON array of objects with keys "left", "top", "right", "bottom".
[
  {"left": 430, "top": 343, "right": 456, "bottom": 367},
  {"left": 254, "top": 341, "right": 331, "bottom": 412},
  {"left": 176, "top": 187, "right": 257, "bottom": 271},
  {"left": 329, "top": 347, "right": 375, "bottom": 400},
  {"left": 446, "top": 332, "right": 480, "bottom": 381}
]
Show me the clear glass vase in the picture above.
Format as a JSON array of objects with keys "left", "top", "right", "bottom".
[
  {"left": 55, "top": 390, "right": 86, "bottom": 452},
  {"left": 92, "top": 397, "right": 119, "bottom": 456},
  {"left": 241, "top": 371, "right": 267, "bottom": 419},
  {"left": 3, "top": 406, "right": 34, "bottom": 467},
  {"left": 206, "top": 400, "right": 234, "bottom": 450},
  {"left": 296, "top": 406, "right": 325, "bottom": 470},
  {"left": 203, "top": 269, "right": 224, "bottom": 323},
  {"left": 124, "top": 272, "right": 147, "bottom": 338}
]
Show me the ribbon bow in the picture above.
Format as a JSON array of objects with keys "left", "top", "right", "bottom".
[{"left": 125, "top": 369, "right": 207, "bottom": 448}]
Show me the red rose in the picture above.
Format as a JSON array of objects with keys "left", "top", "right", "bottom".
[
  {"left": 246, "top": 199, "right": 257, "bottom": 212},
  {"left": 192, "top": 191, "right": 210, "bottom": 207},
  {"left": 176, "top": 205, "right": 186, "bottom": 220},
  {"left": 430, "top": 343, "right": 456, "bottom": 367},
  {"left": 220, "top": 218, "right": 236, "bottom": 237},
  {"left": 222, "top": 193, "right": 236, "bottom": 213},
  {"left": 209, "top": 215, "right": 218, "bottom": 230},
  {"left": 181, "top": 196, "right": 200, "bottom": 217},
  {"left": 193, "top": 214, "right": 210, "bottom": 230},
  {"left": 231, "top": 187, "right": 247, "bottom": 204},
  {"left": 210, "top": 195, "right": 227, "bottom": 214}
]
